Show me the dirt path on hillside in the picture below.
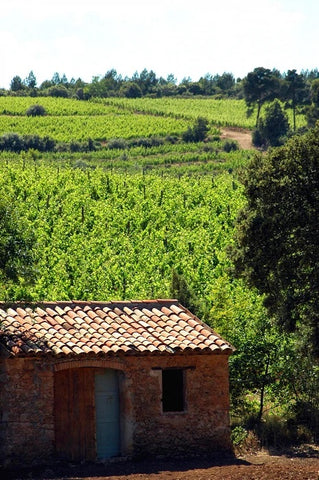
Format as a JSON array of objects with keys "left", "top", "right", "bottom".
[{"left": 221, "top": 127, "right": 253, "bottom": 150}]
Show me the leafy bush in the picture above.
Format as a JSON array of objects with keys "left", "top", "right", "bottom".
[
  {"left": 26, "top": 104, "right": 46, "bottom": 116},
  {"left": 182, "top": 117, "right": 210, "bottom": 142},
  {"left": 47, "top": 85, "right": 69, "bottom": 98},
  {"left": 121, "top": 82, "right": 142, "bottom": 98},
  {"left": 107, "top": 138, "right": 128, "bottom": 150},
  {"left": 231, "top": 425, "right": 248, "bottom": 447},
  {"left": 128, "top": 136, "right": 164, "bottom": 148},
  {"left": 223, "top": 139, "right": 239, "bottom": 152},
  {"left": 0, "top": 133, "right": 24, "bottom": 152},
  {"left": 252, "top": 100, "right": 289, "bottom": 148},
  {"left": 259, "top": 414, "right": 313, "bottom": 449}
]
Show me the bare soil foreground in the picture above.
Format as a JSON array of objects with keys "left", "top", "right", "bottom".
[
  {"left": 221, "top": 127, "right": 253, "bottom": 150},
  {"left": 3, "top": 446, "right": 319, "bottom": 480}
]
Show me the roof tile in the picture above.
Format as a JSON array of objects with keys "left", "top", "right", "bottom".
[{"left": 0, "top": 300, "right": 233, "bottom": 357}]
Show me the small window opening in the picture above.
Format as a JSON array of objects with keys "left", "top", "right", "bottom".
[{"left": 162, "top": 369, "right": 184, "bottom": 412}]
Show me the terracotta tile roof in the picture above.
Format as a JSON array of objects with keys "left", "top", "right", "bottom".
[{"left": 0, "top": 300, "right": 233, "bottom": 357}]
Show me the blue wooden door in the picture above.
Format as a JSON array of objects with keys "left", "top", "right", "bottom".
[{"left": 95, "top": 369, "right": 120, "bottom": 459}]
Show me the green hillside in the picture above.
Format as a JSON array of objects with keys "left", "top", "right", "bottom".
[{"left": 0, "top": 95, "right": 317, "bottom": 444}]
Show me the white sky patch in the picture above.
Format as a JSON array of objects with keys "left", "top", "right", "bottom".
[{"left": 0, "top": 0, "right": 317, "bottom": 88}]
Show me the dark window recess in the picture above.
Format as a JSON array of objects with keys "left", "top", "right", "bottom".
[{"left": 162, "top": 369, "right": 184, "bottom": 412}]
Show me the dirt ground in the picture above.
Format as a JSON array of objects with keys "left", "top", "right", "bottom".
[
  {"left": 221, "top": 127, "right": 253, "bottom": 150},
  {"left": 4, "top": 446, "right": 319, "bottom": 480}
]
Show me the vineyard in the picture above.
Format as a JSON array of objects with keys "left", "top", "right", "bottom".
[
  {"left": 0, "top": 95, "right": 292, "bottom": 307},
  {"left": 103, "top": 97, "right": 307, "bottom": 129},
  {"left": 0, "top": 96, "right": 306, "bottom": 144},
  {"left": 1, "top": 159, "right": 245, "bottom": 307},
  {"left": 1, "top": 95, "right": 319, "bottom": 455}
]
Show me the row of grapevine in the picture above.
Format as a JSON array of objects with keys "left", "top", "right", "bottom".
[
  {"left": 0, "top": 97, "right": 306, "bottom": 140},
  {"left": 0, "top": 159, "right": 245, "bottom": 306},
  {"left": 0, "top": 114, "right": 189, "bottom": 142},
  {"left": 0, "top": 96, "right": 120, "bottom": 116},
  {"left": 102, "top": 97, "right": 306, "bottom": 129}
]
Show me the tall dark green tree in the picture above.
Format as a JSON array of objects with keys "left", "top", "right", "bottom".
[
  {"left": 10, "top": 75, "right": 24, "bottom": 92},
  {"left": 306, "top": 79, "right": 319, "bottom": 127},
  {"left": 252, "top": 100, "right": 289, "bottom": 148},
  {"left": 243, "top": 67, "right": 280, "bottom": 126},
  {"left": 282, "top": 69, "right": 309, "bottom": 131},
  {"left": 24, "top": 70, "right": 37, "bottom": 89},
  {"left": 231, "top": 124, "right": 319, "bottom": 355}
]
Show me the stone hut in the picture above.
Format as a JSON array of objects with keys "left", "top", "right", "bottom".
[{"left": 0, "top": 299, "right": 234, "bottom": 467}]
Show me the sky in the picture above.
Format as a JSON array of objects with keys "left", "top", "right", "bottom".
[{"left": 1, "top": 0, "right": 318, "bottom": 89}]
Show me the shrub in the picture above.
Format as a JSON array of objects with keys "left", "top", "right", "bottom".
[
  {"left": 107, "top": 138, "right": 128, "bottom": 150},
  {"left": 223, "top": 139, "right": 239, "bottom": 152},
  {"left": 0, "top": 133, "right": 24, "bottom": 152},
  {"left": 182, "top": 117, "right": 210, "bottom": 143},
  {"left": 47, "top": 86, "right": 69, "bottom": 98},
  {"left": 231, "top": 425, "right": 248, "bottom": 447},
  {"left": 121, "top": 82, "right": 142, "bottom": 98},
  {"left": 253, "top": 100, "right": 289, "bottom": 148},
  {"left": 26, "top": 104, "right": 47, "bottom": 116},
  {"left": 128, "top": 136, "right": 164, "bottom": 148}
]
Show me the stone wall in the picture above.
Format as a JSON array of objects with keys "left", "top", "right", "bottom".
[
  {"left": 0, "top": 357, "right": 55, "bottom": 467},
  {"left": 0, "top": 353, "right": 231, "bottom": 467},
  {"left": 125, "top": 354, "right": 232, "bottom": 457}
]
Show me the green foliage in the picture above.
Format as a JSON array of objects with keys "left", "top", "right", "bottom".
[
  {"left": 24, "top": 71, "right": 37, "bottom": 89},
  {"left": 0, "top": 161, "right": 245, "bottom": 308},
  {"left": 10, "top": 75, "right": 25, "bottom": 92},
  {"left": 121, "top": 82, "right": 142, "bottom": 98},
  {"left": 107, "top": 138, "right": 128, "bottom": 150},
  {"left": 0, "top": 133, "right": 55, "bottom": 152},
  {"left": 252, "top": 100, "right": 289, "bottom": 148},
  {"left": 232, "top": 124, "right": 319, "bottom": 355},
  {"left": 47, "top": 85, "right": 69, "bottom": 98},
  {"left": 0, "top": 194, "right": 34, "bottom": 298},
  {"left": 0, "top": 98, "right": 189, "bottom": 143},
  {"left": 282, "top": 70, "right": 309, "bottom": 131},
  {"left": 170, "top": 269, "right": 199, "bottom": 315},
  {"left": 0, "top": 91, "right": 317, "bottom": 444},
  {"left": 209, "top": 274, "right": 289, "bottom": 421},
  {"left": 182, "top": 117, "right": 210, "bottom": 142},
  {"left": 306, "top": 79, "right": 319, "bottom": 127},
  {"left": 231, "top": 425, "right": 248, "bottom": 447},
  {"left": 243, "top": 67, "right": 280, "bottom": 126},
  {"left": 223, "top": 139, "right": 239, "bottom": 152},
  {"left": 26, "top": 104, "right": 47, "bottom": 116}
]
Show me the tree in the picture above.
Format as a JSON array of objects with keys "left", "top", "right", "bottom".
[
  {"left": 120, "top": 82, "right": 142, "bottom": 98},
  {"left": 103, "top": 69, "right": 122, "bottom": 92},
  {"left": 10, "top": 75, "right": 24, "bottom": 92},
  {"left": 243, "top": 67, "right": 280, "bottom": 126},
  {"left": 132, "top": 69, "right": 158, "bottom": 95},
  {"left": 216, "top": 72, "right": 235, "bottom": 92},
  {"left": 231, "top": 124, "right": 319, "bottom": 355},
  {"left": 282, "top": 70, "right": 309, "bottom": 131},
  {"left": 24, "top": 70, "right": 37, "bottom": 89},
  {"left": 47, "top": 85, "right": 69, "bottom": 97},
  {"left": 252, "top": 100, "right": 289, "bottom": 148},
  {"left": 51, "top": 72, "right": 61, "bottom": 85},
  {"left": 182, "top": 117, "right": 210, "bottom": 142},
  {"left": 306, "top": 79, "right": 319, "bottom": 127}
]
